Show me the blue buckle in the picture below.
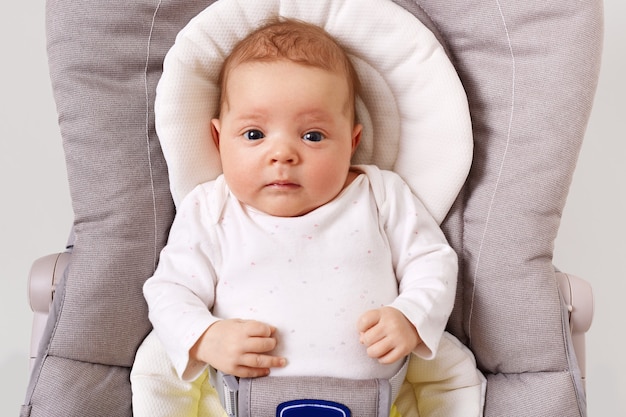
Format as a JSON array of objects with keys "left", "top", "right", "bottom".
[{"left": 277, "top": 400, "right": 351, "bottom": 417}]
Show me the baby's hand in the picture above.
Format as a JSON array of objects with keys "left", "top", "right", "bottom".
[
  {"left": 190, "top": 319, "right": 287, "bottom": 378},
  {"left": 357, "top": 307, "right": 421, "bottom": 364}
]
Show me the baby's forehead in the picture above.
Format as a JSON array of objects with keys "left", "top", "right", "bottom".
[
  {"left": 226, "top": 58, "right": 349, "bottom": 81},
  {"left": 221, "top": 59, "right": 355, "bottom": 110}
]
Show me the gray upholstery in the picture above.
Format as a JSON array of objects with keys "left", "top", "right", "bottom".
[{"left": 21, "top": 0, "right": 602, "bottom": 416}]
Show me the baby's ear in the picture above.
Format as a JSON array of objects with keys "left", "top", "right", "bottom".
[
  {"left": 210, "top": 119, "right": 221, "bottom": 149},
  {"left": 351, "top": 123, "right": 363, "bottom": 155}
]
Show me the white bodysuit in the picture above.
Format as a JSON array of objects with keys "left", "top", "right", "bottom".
[{"left": 144, "top": 165, "right": 457, "bottom": 382}]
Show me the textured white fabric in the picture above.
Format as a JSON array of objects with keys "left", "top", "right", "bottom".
[
  {"left": 131, "top": 331, "right": 227, "bottom": 417},
  {"left": 156, "top": 0, "right": 473, "bottom": 223},
  {"left": 143, "top": 165, "right": 457, "bottom": 382},
  {"left": 396, "top": 333, "right": 486, "bottom": 417}
]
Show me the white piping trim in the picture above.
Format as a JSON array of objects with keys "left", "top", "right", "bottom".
[
  {"left": 144, "top": 0, "right": 164, "bottom": 271},
  {"left": 467, "top": 0, "right": 516, "bottom": 343}
]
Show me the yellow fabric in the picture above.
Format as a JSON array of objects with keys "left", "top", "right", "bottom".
[{"left": 390, "top": 404, "right": 402, "bottom": 417}]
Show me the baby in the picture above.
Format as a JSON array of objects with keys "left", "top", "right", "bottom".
[{"left": 134, "top": 18, "right": 457, "bottom": 415}]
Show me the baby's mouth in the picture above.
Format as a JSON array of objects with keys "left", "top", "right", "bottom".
[{"left": 266, "top": 180, "right": 300, "bottom": 189}]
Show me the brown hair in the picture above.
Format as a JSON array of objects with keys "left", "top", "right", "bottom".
[{"left": 217, "top": 18, "right": 361, "bottom": 120}]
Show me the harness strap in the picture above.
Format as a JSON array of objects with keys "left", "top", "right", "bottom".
[{"left": 211, "top": 357, "right": 409, "bottom": 417}]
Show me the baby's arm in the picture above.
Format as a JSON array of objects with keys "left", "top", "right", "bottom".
[
  {"left": 146, "top": 181, "right": 286, "bottom": 380},
  {"left": 368, "top": 169, "right": 458, "bottom": 360},
  {"left": 190, "top": 319, "right": 287, "bottom": 378},
  {"left": 357, "top": 307, "right": 422, "bottom": 364}
]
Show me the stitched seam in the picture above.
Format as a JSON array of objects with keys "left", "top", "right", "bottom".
[
  {"left": 467, "top": 0, "right": 516, "bottom": 344},
  {"left": 144, "top": 0, "right": 163, "bottom": 271}
]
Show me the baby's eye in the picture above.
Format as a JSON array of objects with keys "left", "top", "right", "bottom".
[
  {"left": 243, "top": 130, "right": 265, "bottom": 140},
  {"left": 302, "top": 131, "right": 324, "bottom": 142}
]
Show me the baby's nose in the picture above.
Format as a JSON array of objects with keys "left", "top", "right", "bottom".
[{"left": 270, "top": 139, "right": 298, "bottom": 164}]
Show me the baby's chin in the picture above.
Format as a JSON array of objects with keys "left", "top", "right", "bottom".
[
  {"left": 236, "top": 182, "right": 350, "bottom": 217},
  {"left": 246, "top": 204, "right": 320, "bottom": 218},
  {"left": 242, "top": 197, "right": 332, "bottom": 218}
]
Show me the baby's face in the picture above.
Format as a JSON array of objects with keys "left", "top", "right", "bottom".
[{"left": 212, "top": 60, "right": 361, "bottom": 217}]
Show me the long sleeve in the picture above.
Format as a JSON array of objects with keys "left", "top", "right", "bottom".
[
  {"left": 364, "top": 166, "right": 458, "bottom": 359},
  {"left": 143, "top": 181, "right": 224, "bottom": 380}
]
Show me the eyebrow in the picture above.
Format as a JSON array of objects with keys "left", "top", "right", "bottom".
[
  {"left": 229, "top": 112, "right": 267, "bottom": 125},
  {"left": 298, "top": 110, "right": 334, "bottom": 123}
]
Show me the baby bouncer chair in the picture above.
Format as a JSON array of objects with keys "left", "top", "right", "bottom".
[{"left": 22, "top": 0, "right": 601, "bottom": 416}]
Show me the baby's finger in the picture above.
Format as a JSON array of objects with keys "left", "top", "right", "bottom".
[
  {"left": 240, "top": 353, "right": 287, "bottom": 371},
  {"left": 243, "top": 334, "right": 278, "bottom": 354},
  {"left": 357, "top": 309, "right": 381, "bottom": 332},
  {"left": 364, "top": 337, "right": 393, "bottom": 359},
  {"left": 375, "top": 347, "right": 405, "bottom": 365},
  {"left": 359, "top": 320, "right": 386, "bottom": 347},
  {"left": 242, "top": 320, "right": 277, "bottom": 338}
]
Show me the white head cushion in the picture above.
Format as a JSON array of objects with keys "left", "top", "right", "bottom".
[{"left": 156, "top": 0, "right": 473, "bottom": 224}]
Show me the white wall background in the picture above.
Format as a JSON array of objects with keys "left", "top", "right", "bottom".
[
  {"left": 1, "top": 2, "right": 623, "bottom": 416},
  {"left": 1, "top": 3, "right": 73, "bottom": 416},
  {"left": 552, "top": 0, "right": 626, "bottom": 412}
]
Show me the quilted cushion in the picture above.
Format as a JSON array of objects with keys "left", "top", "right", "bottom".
[{"left": 156, "top": 0, "right": 472, "bottom": 224}]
